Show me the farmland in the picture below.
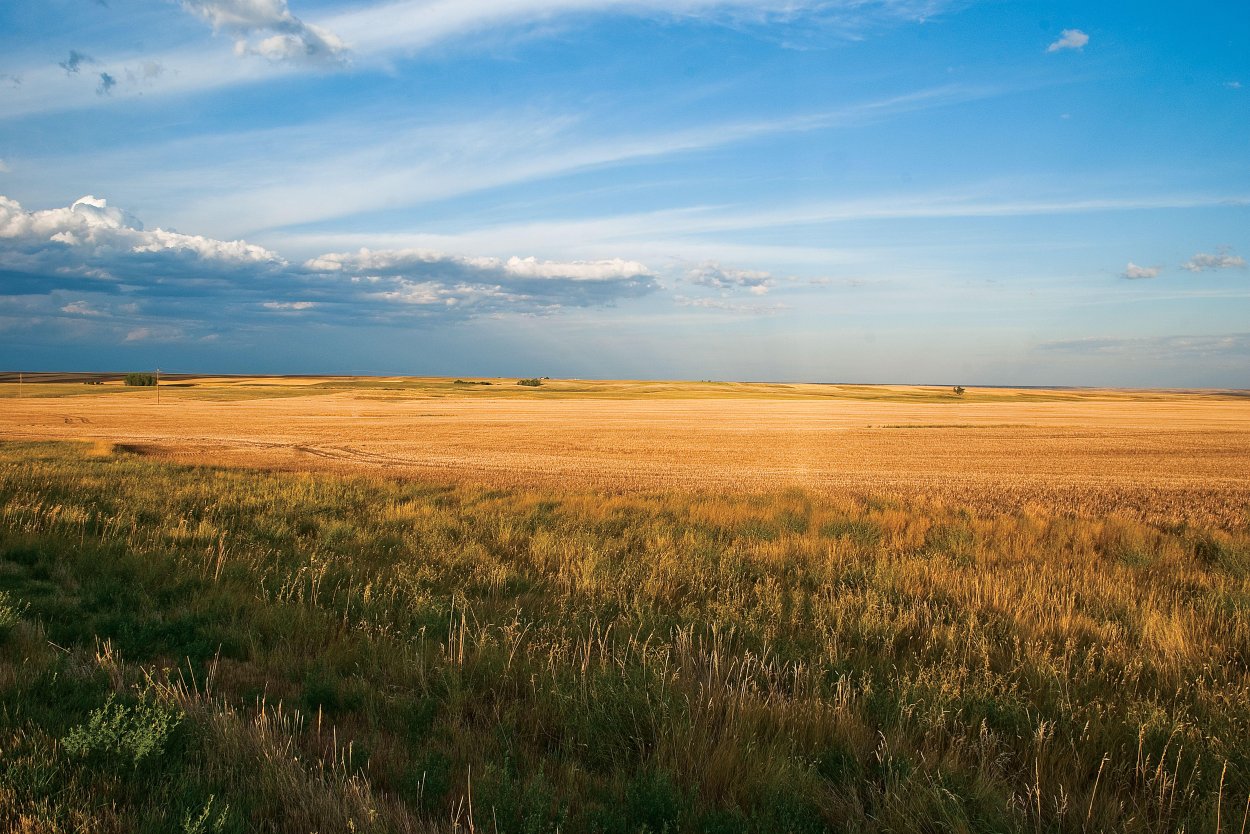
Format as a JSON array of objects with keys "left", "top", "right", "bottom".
[
  {"left": 2, "top": 375, "right": 1248, "bottom": 526},
  {"left": 0, "top": 376, "right": 1248, "bottom": 832}
]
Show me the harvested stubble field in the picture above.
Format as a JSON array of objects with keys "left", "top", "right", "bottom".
[
  {"left": 1, "top": 376, "right": 1248, "bottom": 527},
  {"left": 0, "top": 377, "right": 1248, "bottom": 833}
]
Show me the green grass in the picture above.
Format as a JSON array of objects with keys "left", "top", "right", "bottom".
[{"left": 0, "top": 440, "right": 1247, "bottom": 832}]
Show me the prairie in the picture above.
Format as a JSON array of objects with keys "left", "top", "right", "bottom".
[{"left": 0, "top": 377, "right": 1247, "bottom": 832}]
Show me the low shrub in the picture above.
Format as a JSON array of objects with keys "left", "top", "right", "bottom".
[{"left": 61, "top": 692, "right": 185, "bottom": 769}]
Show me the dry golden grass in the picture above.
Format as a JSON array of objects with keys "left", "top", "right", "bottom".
[
  {"left": 1, "top": 376, "right": 1248, "bottom": 527},
  {"left": 1, "top": 439, "right": 1247, "bottom": 832}
]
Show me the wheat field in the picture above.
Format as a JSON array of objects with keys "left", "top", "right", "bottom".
[{"left": 1, "top": 376, "right": 1248, "bottom": 526}]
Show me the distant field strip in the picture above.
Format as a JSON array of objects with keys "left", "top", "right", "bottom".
[{"left": 1, "top": 380, "right": 1248, "bottom": 526}]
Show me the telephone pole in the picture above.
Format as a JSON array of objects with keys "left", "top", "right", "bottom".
[{"left": 156, "top": 368, "right": 160, "bottom": 404}]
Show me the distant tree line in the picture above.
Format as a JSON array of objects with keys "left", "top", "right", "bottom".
[{"left": 124, "top": 373, "right": 157, "bottom": 387}]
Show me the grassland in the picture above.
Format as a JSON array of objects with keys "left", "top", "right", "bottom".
[{"left": 0, "top": 378, "right": 1248, "bottom": 832}]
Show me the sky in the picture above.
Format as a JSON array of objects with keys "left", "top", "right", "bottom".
[{"left": 0, "top": 0, "right": 1247, "bottom": 386}]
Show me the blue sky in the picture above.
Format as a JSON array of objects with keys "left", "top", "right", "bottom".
[{"left": 1, "top": 0, "right": 1247, "bottom": 385}]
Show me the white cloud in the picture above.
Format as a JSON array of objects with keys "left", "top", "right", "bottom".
[
  {"left": 134, "top": 84, "right": 990, "bottom": 238},
  {"left": 182, "top": 0, "right": 348, "bottom": 65},
  {"left": 1182, "top": 251, "right": 1247, "bottom": 273},
  {"left": 0, "top": 1, "right": 961, "bottom": 119},
  {"left": 301, "top": 247, "right": 658, "bottom": 315},
  {"left": 499, "top": 255, "right": 652, "bottom": 281},
  {"left": 257, "top": 191, "right": 1248, "bottom": 286},
  {"left": 61, "top": 300, "right": 106, "bottom": 316},
  {"left": 0, "top": 194, "right": 660, "bottom": 332},
  {"left": 132, "top": 228, "right": 278, "bottom": 262},
  {"left": 686, "top": 261, "right": 775, "bottom": 294},
  {"left": 0, "top": 194, "right": 281, "bottom": 266},
  {"left": 305, "top": 248, "right": 652, "bottom": 282},
  {"left": 329, "top": 0, "right": 955, "bottom": 56},
  {"left": 674, "top": 295, "right": 787, "bottom": 315},
  {"left": 1046, "top": 29, "right": 1089, "bottom": 53},
  {"left": 124, "top": 325, "right": 185, "bottom": 342},
  {"left": 262, "top": 300, "right": 317, "bottom": 310},
  {"left": 0, "top": 159, "right": 9, "bottom": 173},
  {"left": 1121, "top": 261, "right": 1160, "bottom": 280},
  {"left": 1226, "top": 81, "right": 1242, "bottom": 90}
]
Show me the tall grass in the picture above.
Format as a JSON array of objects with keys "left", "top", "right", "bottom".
[{"left": 0, "top": 440, "right": 1247, "bottom": 832}]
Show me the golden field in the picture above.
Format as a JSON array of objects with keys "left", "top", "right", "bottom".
[
  {"left": 1, "top": 375, "right": 1248, "bottom": 526},
  {"left": 0, "top": 375, "right": 1248, "bottom": 833}
]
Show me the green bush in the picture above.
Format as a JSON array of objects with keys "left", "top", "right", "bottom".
[
  {"left": 517, "top": 378, "right": 543, "bottom": 387},
  {"left": 124, "top": 373, "right": 158, "bottom": 387},
  {"left": 181, "top": 795, "right": 231, "bottom": 834},
  {"left": 61, "top": 693, "right": 185, "bottom": 769}
]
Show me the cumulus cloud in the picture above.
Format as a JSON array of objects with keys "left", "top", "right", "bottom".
[
  {"left": 304, "top": 248, "right": 658, "bottom": 313},
  {"left": 1121, "top": 261, "right": 1160, "bottom": 280},
  {"left": 0, "top": 194, "right": 280, "bottom": 264},
  {"left": 309, "top": 248, "right": 650, "bottom": 280},
  {"left": 1182, "top": 251, "right": 1246, "bottom": 273},
  {"left": 686, "top": 261, "right": 774, "bottom": 295},
  {"left": 96, "top": 72, "right": 117, "bottom": 96},
  {"left": 0, "top": 194, "right": 660, "bottom": 343},
  {"left": 181, "top": 0, "right": 348, "bottom": 65},
  {"left": 1047, "top": 29, "right": 1089, "bottom": 53},
  {"left": 0, "top": 192, "right": 292, "bottom": 345}
]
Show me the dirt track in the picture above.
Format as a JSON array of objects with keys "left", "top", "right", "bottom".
[{"left": 3, "top": 386, "right": 1249, "bottom": 526}]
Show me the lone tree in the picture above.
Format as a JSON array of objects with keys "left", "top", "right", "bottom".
[{"left": 953, "top": 385, "right": 966, "bottom": 396}]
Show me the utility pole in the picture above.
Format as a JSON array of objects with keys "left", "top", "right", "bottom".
[
  {"left": 17, "top": 371, "right": 21, "bottom": 400},
  {"left": 156, "top": 367, "right": 160, "bottom": 404}
]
